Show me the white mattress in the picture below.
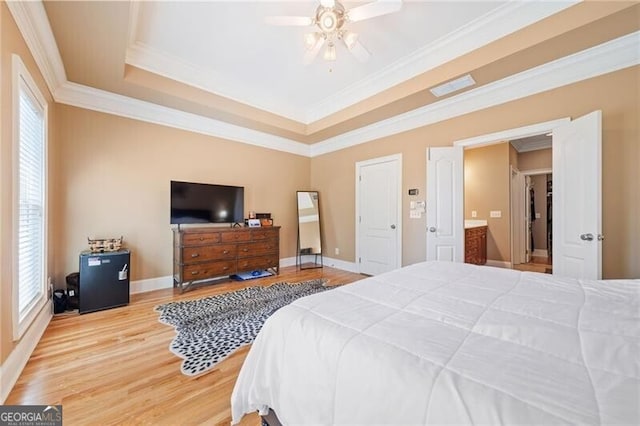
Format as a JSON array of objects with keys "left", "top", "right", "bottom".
[{"left": 231, "top": 261, "right": 640, "bottom": 425}]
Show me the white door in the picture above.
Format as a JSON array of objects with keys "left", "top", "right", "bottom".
[
  {"left": 356, "top": 155, "right": 402, "bottom": 275},
  {"left": 426, "top": 147, "right": 464, "bottom": 262},
  {"left": 553, "top": 110, "right": 602, "bottom": 279}
]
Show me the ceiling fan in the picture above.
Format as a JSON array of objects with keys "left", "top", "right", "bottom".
[{"left": 266, "top": 0, "right": 402, "bottom": 64}]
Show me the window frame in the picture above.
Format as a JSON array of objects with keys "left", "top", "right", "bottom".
[{"left": 12, "top": 54, "right": 49, "bottom": 341}]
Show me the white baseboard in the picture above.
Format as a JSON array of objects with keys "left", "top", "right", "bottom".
[
  {"left": 0, "top": 304, "right": 52, "bottom": 404},
  {"left": 280, "top": 256, "right": 358, "bottom": 273},
  {"left": 486, "top": 260, "right": 512, "bottom": 269},
  {"left": 130, "top": 256, "right": 305, "bottom": 294},
  {"left": 130, "top": 275, "right": 173, "bottom": 294},
  {"left": 532, "top": 249, "right": 548, "bottom": 258},
  {"left": 321, "top": 256, "right": 359, "bottom": 273},
  {"left": 279, "top": 256, "right": 297, "bottom": 268}
]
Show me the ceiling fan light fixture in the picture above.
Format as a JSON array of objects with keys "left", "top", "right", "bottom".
[
  {"left": 318, "top": 9, "right": 340, "bottom": 32},
  {"left": 343, "top": 31, "right": 358, "bottom": 50},
  {"left": 324, "top": 42, "right": 337, "bottom": 61},
  {"left": 304, "top": 32, "right": 321, "bottom": 50}
]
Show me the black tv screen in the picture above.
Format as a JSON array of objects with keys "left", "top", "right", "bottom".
[{"left": 170, "top": 181, "right": 244, "bottom": 224}]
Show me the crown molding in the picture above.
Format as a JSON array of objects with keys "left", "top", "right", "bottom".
[
  {"left": 124, "top": 1, "right": 578, "bottom": 125},
  {"left": 5, "top": 0, "right": 66, "bottom": 94},
  {"left": 124, "top": 42, "right": 308, "bottom": 124},
  {"left": 9, "top": 0, "right": 638, "bottom": 160},
  {"left": 304, "top": 0, "right": 579, "bottom": 122},
  {"left": 55, "top": 81, "right": 311, "bottom": 157},
  {"left": 310, "top": 31, "right": 640, "bottom": 157}
]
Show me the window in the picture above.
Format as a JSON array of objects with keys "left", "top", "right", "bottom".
[{"left": 12, "top": 55, "right": 48, "bottom": 340}]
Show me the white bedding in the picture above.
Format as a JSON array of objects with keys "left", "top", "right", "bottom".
[{"left": 231, "top": 261, "right": 640, "bottom": 425}]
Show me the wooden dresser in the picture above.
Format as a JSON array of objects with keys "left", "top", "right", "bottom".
[
  {"left": 464, "top": 225, "right": 487, "bottom": 265},
  {"left": 173, "top": 226, "right": 280, "bottom": 292}
]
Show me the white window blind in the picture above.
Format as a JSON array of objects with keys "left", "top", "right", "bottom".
[{"left": 17, "top": 78, "right": 46, "bottom": 321}]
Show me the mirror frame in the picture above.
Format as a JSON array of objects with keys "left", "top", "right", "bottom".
[{"left": 296, "top": 191, "right": 323, "bottom": 270}]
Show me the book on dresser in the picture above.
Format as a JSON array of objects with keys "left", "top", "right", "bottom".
[{"left": 173, "top": 226, "right": 280, "bottom": 292}]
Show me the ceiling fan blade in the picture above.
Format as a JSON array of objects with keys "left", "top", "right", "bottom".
[
  {"left": 320, "top": 0, "right": 335, "bottom": 7},
  {"left": 303, "top": 38, "right": 325, "bottom": 65},
  {"left": 265, "top": 16, "right": 314, "bottom": 26},
  {"left": 347, "top": 40, "right": 371, "bottom": 63},
  {"left": 347, "top": 0, "right": 402, "bottom": 22}
]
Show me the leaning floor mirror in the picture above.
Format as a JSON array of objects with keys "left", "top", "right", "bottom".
[{"left": 296, "top": 191, "right": 323, "bottom": 269}]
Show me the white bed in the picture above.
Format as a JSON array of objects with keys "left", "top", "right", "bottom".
[{"left": 231, "top": 261, "right": 639, "bottom": 425}]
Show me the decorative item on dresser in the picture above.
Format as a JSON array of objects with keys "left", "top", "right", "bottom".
[
  {"left": 464, "top": 225, "right": 487, "bottom": 265},
  {"left": 173, "top": 226, "right": 280, "bottom": 293}
]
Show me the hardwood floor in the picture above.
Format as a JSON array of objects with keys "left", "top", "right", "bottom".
[
  {"left": 512, "top": 256, "right": 552, "bottom": 274},
  {"left": 6, "top": 266, "right": 365, "bottom": 425}
]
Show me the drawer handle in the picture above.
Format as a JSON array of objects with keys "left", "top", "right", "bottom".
[
  {"left": 241, "top": 262, "right": 248, "bottom": 267},
  {"left": 199, "top": 237, "right": 204, "bottom": 241},
  {"left": 191, "top": 271, "right": 199, "bottom": 275},
  {"left": 191, "top": 253, "right": 199, "bottom": 258},
  {"left": 223, "top": 250, "right": 229, "bottom": 254},
  {"left": 223, "top": 266, "right": 229, "bottom": 270},
  {"left": 242, "top": 248, "right": 249, "bottom": 252}
]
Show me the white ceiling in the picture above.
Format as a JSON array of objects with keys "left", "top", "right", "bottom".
[{"left": 127, "top": 1, "right": 513, "bottom": 122}]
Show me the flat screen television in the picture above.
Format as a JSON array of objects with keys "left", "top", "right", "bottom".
[{"left": 170, "top": 180, "right": 244, "bottom": 225}]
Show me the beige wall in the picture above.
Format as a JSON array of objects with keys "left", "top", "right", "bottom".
[
  {"left": 311, "top": 66, "right": 640, "bottom": 279},
  {"left": 1, "top": 2, "right": 58, "bottom": 361},
  {"left": 464, "top": 143, "right": 511, "bottom": 262},
  {"left": 54, "top": 105, "right": 310, "bottom": 285},
  {"left": 519, "top": 148, "right": 552, "bottom": 171}
]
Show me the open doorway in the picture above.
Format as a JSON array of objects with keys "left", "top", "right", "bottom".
[
  {"left": 510, "top": 135, "right": 552, "bottom": 273},
  {"left": 462, "top": 134, "right": 552, "bottom": 273}
]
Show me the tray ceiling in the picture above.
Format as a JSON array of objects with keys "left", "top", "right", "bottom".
[{"left": 33, "top": 1, "right": 640, "bottom": 149}]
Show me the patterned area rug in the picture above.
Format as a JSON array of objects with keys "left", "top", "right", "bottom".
[{"left": 155, "top": 279, "right": 331, "bottom": 376}]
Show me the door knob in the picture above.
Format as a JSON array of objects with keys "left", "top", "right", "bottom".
[
  {"left": 390, "top": 224, "right": 396, "bottom": 229},
  {"left": 429, "top": 227, "right": 436, "bottom": 232},
  {"left": 580, "top": 233, "right": 594, "bottom": 241}
]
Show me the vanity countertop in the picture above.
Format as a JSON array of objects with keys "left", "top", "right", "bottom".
[{"left": 465, "top": 219, "right": 488, "bottom": 229}]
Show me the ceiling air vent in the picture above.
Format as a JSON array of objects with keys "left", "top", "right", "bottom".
[{"left": 430, "top": 74, "right": 476, "bottom": 97}]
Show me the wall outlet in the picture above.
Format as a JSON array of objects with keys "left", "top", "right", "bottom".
[
  {"left": 410, "top": 210, "right": 421, "bottom": 219},
  {"left": 334, "top": 248, "right": 340, "bottom": 255},
  {"left": 471, "top": 210, "right": 477, "bottom": 218},
  {"left": 490, "top": 210, "right": 502, "bottom": 218}
]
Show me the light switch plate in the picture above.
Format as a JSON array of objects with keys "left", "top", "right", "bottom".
[
  {"left": 471, "top": 210, "right": 477, "bottom": 218},
  {"left": 490, "top": 210, "right": 502, "bottom": 218},
  {"left": 535, "top": 212, "right": 541, "bottom": 219}
]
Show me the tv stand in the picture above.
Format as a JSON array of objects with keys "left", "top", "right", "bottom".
[{"left": 173, "top": 226, "right": 280, "bottom": 293}]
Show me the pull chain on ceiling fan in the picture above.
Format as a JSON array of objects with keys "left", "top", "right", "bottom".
[{"left": 265, "top": 0, "right": 403, "bottom": 64}]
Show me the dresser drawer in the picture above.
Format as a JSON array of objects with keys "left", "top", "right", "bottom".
[
  {"left": 183, "top": 261, "right": 236, "bottom": 280},
  {"left": 237, "top": 255, "right": 279, "bottom": 271},
  {"left": 182, "top": 244, "right": 236, "bottom": 263},
  {"left": 251, "top": 228, "right": 279, "bottom": 240},
  {"left": 220, "top": 231, "right": 252, "bottom": 243},
  {"left": 183, "top": 232, "right": 220, "bottom": 246},
  {"left": 237, "top": 240, "right": 278, "bottom": 258}
]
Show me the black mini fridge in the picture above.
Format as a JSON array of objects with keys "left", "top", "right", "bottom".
[{"left": 79, "top": 249, "right": 130, "bottom": 314}]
